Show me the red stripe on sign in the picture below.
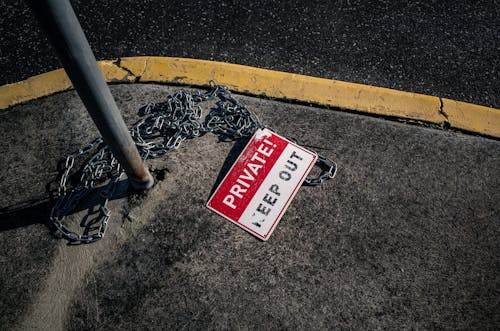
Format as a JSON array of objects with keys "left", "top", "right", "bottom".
[{"left": 208, "top": 130, "right": 288, "bottom": 222}]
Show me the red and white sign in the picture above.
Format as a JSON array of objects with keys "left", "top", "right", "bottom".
[{"left": 207, "top": 128, "right": 317, "bottom": 240}]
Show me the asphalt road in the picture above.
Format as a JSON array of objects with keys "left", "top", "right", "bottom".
[{"left": 1, "top": 0, "right": 499, "bottom": 108}]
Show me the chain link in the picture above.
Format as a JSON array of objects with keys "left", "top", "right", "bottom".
[
  {"left": 50, "top": 85, "right": 336, "bottom": 243},
  {"left": 303, "top": 155, "right": 337, "bottom": 186}
]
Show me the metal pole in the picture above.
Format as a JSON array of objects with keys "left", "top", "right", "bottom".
[{"left": 27, "top": 0, "right": 154, "bottom": 190}]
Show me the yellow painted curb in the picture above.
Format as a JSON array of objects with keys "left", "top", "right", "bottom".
[
  {"left": 120, "top": 57, "right": 444, "bottom": 123},
  {"left": 441, "top": 99, "right": 500, "bottom": 138},
  {"left": 0, "top": 60, "right": 134, "bottom": 109},
  {"left": 0, "top": 56, "right": 499, "bottom": 138}
]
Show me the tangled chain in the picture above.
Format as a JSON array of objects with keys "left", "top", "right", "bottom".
[{"left": 50, "top": 85, "right": 336, "bottom": 244}]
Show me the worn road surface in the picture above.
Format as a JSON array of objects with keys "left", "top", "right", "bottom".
[{"left": 1, "top": 0, "right": 499, "bottom": 108}]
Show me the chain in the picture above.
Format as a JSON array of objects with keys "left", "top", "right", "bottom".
[{"left": 50, "top": 85, "right": 337, "bottom": 243}]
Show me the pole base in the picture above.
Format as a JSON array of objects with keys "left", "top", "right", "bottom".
[{"left": 128, "top": 170, "right": 155, "bottom": 191}]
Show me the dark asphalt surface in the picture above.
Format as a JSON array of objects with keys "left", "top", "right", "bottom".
[
  {"left": 1, "top": 0, "right": 499, "bottom": 108},
  {"left": 0, "top": 85, "right": 499, "bottom": 329}
]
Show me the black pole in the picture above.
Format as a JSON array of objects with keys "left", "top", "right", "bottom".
[{"left": 27, "top": 0, "right": 153, "bottom": 190}]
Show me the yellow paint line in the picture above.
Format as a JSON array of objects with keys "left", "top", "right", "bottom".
[
  {"left": 442, "top": 99, "right": 500, "bottom": 138},
  {"left": 1, "top": 56, "right": 499, "bottom": 138},
  {"left": 0, "top": 69, "right": 71, "bottom": 110},
  {"left": 0, "top": 60, "right": 135, "bottom": 109},
  {"left": 120, "top": 57, "right": 444, "bottom": 123}
]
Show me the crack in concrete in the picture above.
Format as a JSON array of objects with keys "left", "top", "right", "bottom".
[
  {"left": 136, "top": 58, "right": 150, "bottom": 80},
  {"left": 438, "top": 97, "right": 451, "bottom": 128},
  {"left": 113, "top": 58, "right": 140, "bottom": 83},
  {"left": 113, "top": 58, "right": 149, "bottom": 83}
]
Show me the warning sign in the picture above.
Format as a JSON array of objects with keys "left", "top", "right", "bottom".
[{"left": 207, "top": 128, "right": 317, "bottom": 240}]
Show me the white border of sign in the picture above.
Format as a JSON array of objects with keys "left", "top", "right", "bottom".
[{"left": 206, "top": 128, "right": 317, "bottom": 240}]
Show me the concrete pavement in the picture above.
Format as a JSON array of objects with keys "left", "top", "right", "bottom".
[{"left": 0, "top": 84, "right": 499, "bottom": 330}]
